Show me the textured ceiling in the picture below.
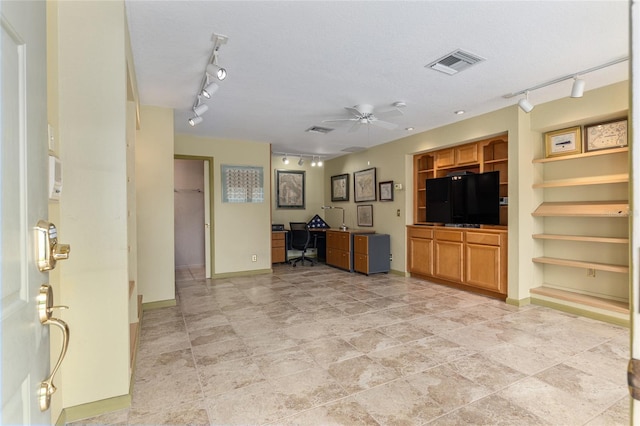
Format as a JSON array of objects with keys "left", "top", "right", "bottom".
[{"left": 125, "top": 1, "right": 629, "bottom": 160}]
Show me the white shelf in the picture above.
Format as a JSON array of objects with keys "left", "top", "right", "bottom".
[
  {"left": 532, "top": 174, "right": 628, "bottom": 188},
  {"left": 532, "top": 201, "right": 629, "bottom": 217},
  {"left": 532, "top": 256, "right": 628, "bottom": 274}
]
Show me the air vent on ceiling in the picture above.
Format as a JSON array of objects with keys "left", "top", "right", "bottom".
[
  {"left": 426, "top": 49, "right": 485, "bottom": 75},
  {"left": 306, "top": 126, "right": 334, "bottom": 134},
  {"left": 342, "top": 146, "right": 366, "bottom": 153}
]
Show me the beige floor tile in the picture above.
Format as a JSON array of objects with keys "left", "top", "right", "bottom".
[
  {"left": 431, "top": 394, "right": 550, "bottom": 425},
  {"left": 253, "top": 346, "right": 318, "bottom": 379},
  {"left": 197, "top": 356, "right": 266, "bottom": 397},
  {"left": 303, "top": 336, "right": 363, "bottom": 367},
  {"left": 344, "top": 329, "right": 402, "bottom": 353},
  {"left": 276, "top": 397, "right": 380, "bottom": 426},
  {"left": 328, "top": 355, "right": 400, "bottom": 393}
]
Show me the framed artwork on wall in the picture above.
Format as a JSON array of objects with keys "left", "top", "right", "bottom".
[
  {"left": 544, "top": 126, "right": 582, "bottom": 158},
  {"left": 354, "top": 167, "right": 376, "bottom": 202},
  {"left": 379, "top": 180, "right": 393, "bottom": 201},
  {"left": 331, "top": 173, "right": 349, "bottom": 202},
  {"left": 276, "top": 169, "right": 305, "bottom": 208},
  {"left": 585, "top": 118, "right": 628, "bottom": 152},
  {"left": 357, "top": 204, "right": 373, "bottom": 227}
]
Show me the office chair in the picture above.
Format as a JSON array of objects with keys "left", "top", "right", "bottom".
[{"left": 288, "top": 222, "right": 317, "bottom": 267}]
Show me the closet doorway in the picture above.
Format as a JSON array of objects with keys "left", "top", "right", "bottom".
[{"left": 174, "top": 156, "right": 214, "bottom": 278}]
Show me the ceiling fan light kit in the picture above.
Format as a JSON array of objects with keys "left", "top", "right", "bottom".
[{"left": 187, "top": 33, "right": 228, "bottom": 126}]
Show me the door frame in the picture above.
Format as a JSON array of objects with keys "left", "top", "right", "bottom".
[{"left": 174, "top": 155, "right": 214, "bottom": 277}]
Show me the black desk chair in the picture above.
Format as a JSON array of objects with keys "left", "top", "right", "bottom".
[{"left": 288, "top": 222, "right": 317, "bottom": 267}]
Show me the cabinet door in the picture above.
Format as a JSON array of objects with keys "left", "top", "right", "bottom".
[
  {"left": 408, "top": 236, "right": 432, "bottom": 276},
  {"left": 455, "top": 143, "right": 478, "bottom": 165},
  {"left": 435, "top": 149, "right": 455, "bottom": 168},
  {"left": 354, "top": 235, "right": 368, "bottom": 254},
  {"left": 465, "top": 243, "right": 504, "bottom": 293},
  {"left": 434, "top": 240, "right": 464, "bottom": 282}
]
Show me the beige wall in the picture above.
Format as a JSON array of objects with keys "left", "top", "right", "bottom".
[
  {"left": 271, "top": 156, "right": 326, "bottom": 227},
  {"left": 136, "top": 106, "right": 176, "bottom": 303},
  {"left": 55, "top": 0, "right": 130, "bottom": 408},
  {"left": 175, "top": 134, "right": 272, "bottom": 274}
]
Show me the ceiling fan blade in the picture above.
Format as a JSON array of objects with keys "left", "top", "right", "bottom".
[
  {"left": 344, "top": 106, "right": 364, "bottom": 117},
  {"left": 348, "top": 122, "right": 362, "bottom": 132},
  {"left": 370, "top": 119, "right": 398, "bottom": 130},
  {"left": 322, "top": 118, "right": 358, "bottom": 123},
  {"left": 375, "top": 108, "right": 403, "bottom": 119}
]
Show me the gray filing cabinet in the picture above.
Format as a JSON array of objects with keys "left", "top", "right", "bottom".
[{"left": 353, "top": 234, "right": 390, "bottom": 275}]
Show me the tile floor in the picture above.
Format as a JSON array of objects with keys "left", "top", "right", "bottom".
[{"left": 73, "top": 264, "right": 629, "bottom": 425}]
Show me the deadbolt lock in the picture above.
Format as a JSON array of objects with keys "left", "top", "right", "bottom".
[{"left": 35, "top": 220, "right": 70, "bottom": 272}]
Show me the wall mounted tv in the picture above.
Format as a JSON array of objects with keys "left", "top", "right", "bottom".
[{"left": 425, "top": 171, "right": 500, "bottom": 226}]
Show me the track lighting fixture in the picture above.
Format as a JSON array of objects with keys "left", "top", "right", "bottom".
[
  {"left": 188, "top": 116, "right": 203, "bottom": 126},
  {"left": 207, "top": 62, "right": 227, "bottom": 81},
  {"left": 274, "top": 152, "right": 323, "bottom": 167},
  {"left": 518, "top": 91, "right": 534, "bottom": 113},
  {"left": 570, "top": 77, "right": 585, "bottom": 98},
  {"left": 186, "top": 33, "right": 228, "bottom": 125},
  {"left": 504, "top": 56, "right": 627, "bottom": 111}
]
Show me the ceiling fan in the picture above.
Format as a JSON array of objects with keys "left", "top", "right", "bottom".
[{"left": 323, "top": 104, "right": 403, "bottom": 132}]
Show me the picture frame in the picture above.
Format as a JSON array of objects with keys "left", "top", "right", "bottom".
[
  {"left": 354, "top": 167, "right": 377, "bottom": 202},
  {"left": 379, "top": 180, "right": 393, "bottom": 202},
  {"left": 585, "top": 118, "right": 628, "bottom": 152},
  {"left": 276, "top": 169, "right": 305, "bottom": 209},
  {"left": 544, "top": 126, "right": 582, "bottom": 158},
  {"left": 357, "top": 204, "right": 373, "bottom": 227},
  {"left": 330, "top": 173, "right": 350, "bottom": 202}
]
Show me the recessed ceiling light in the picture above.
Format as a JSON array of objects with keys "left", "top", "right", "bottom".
[
  {"left": 405, "top": 127, "right": 414, "bottom": 131},
  {"left": 454, "top": 110, "right": 465, "bottom": 115}
]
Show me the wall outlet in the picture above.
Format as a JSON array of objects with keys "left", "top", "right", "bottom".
[
  {"left": 251, "top": 254, "right": 257, "bottom": 262},
  {"left": 389, "top": 254, "right": 393, "bottom": 262}
]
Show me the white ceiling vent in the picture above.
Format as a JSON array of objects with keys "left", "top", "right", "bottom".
[
  {"left": 305, "top": 126, "right": 334, "bottom": 134},
  {"left": 426, "top": 49, "right": 485, "bottom": 75}
]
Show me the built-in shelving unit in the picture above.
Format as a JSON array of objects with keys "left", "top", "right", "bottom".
[{"left": 530, "top": 145, "right": 629, "bottom": 325}]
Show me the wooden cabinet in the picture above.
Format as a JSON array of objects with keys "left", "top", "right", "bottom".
[
  {"left": 407, "top": 227, "right": 433, "bottom": 276},
  {"left": 271, "top": 231, "right": 286, "bottom": 264},
  {"left": 530, "top": 146, "right": 629, "bottom": 323},
  {"left": 413, "top": 134, "right": 508, "bottom": 226},
  {"left": 327, "top": 229, "right": 374, "bottom": 272},
  {"left": 353, "top": 234, "right": 390, "bottom": 275},
  {"left": 465, "top": 231, "right": 507, "bottom": 294},
  {"left": 407, "top": 225, "right": 507, "bottom": 298}
]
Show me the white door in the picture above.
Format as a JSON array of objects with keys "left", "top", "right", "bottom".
[{"left": 1, "top": 1, "right": 51, "bottom": 424}]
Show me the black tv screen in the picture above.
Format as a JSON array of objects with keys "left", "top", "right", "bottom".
[{"left": 425, "top": 171, "right": 500, "bottom": 225}]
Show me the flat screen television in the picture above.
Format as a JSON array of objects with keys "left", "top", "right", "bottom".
[{"left": 425, "top": 171, "right": 500, "bottom": 226}]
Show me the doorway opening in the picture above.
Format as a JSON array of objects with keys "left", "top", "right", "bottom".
[{"left": 174, "top": 156, "right": 214, "bottom": 278}]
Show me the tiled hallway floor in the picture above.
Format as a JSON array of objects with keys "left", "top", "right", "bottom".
[{"left": 74, "top": 264, "right": 629, "bottom": 425}]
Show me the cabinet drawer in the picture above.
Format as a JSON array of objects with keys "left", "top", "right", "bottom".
[
  {"left": 354, "top": 253, "right": 368, "bottom": 273},
  {"left": 354, "top": 235, "right": 368, "bottom": 254},
  {"left": 272, "top": 239, "right": 285, "bottom": 248},
  {"left": 466, "top": 232, "right": 502, "bottom": 246},
  {"left": 434, "top": 229, "right": 464, "bottom": 242},
  {"left": 408, "top": 227, "right": 433, "bottom": 240}
]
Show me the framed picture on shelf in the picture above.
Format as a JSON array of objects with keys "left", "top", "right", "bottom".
[
  {"left": 354, "top": 167, "right": 376, "bottom": 202},
  {"left": 357, "top": 204, "right": 373, "bottom": 227},
  {"left": 379, "top": 180, "right": 393, "bottom": 201},
  {"left": 276, "top": 169, "right": 305, "bottom": 208},
  {"left": 585, "top": 118, "right": 628, "bottom": 152},
  {"left": 544, "top": 126, "right": 582, "bottom": 158},
  {"left": 330, "top": 173, "right": 349, "bottom": 202}
]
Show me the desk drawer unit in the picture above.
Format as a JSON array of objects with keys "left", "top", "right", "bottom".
[
  {"left": 354, "top": 234, "right": 390, "bottom": 275},
  {"left": 271, "top": 231, "right": 286, "bottom": 263}
]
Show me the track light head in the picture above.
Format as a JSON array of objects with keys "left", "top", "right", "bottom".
[
  {"left": 282, "top": 155, "right": 289, "bottom": 165},
  {"left": 298, "top": 156, "right": 304, "bottom": 166},
  {"left": 571, "top": 77, "right": 585, "bottom": 98},
  {"left": 193, "top": 103, "right": 208, "bottom": 116},
  {"left": 317, "top": 158, "right": 323, "bottom": 167},
  {"left": 311, "top": 157, "right": 317, "bottom": 167},
  {"left": 518, "top": 92, "right": 534, "bottom": 113},
  {"left": 206, "top": 63, "right": 227, "bottom": 81},
  {"left": 188, "top": 115, "right": 203, "bottom": 126},
  {"left": 201, "top": 81, "right": 219, "bottom": 99}
]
